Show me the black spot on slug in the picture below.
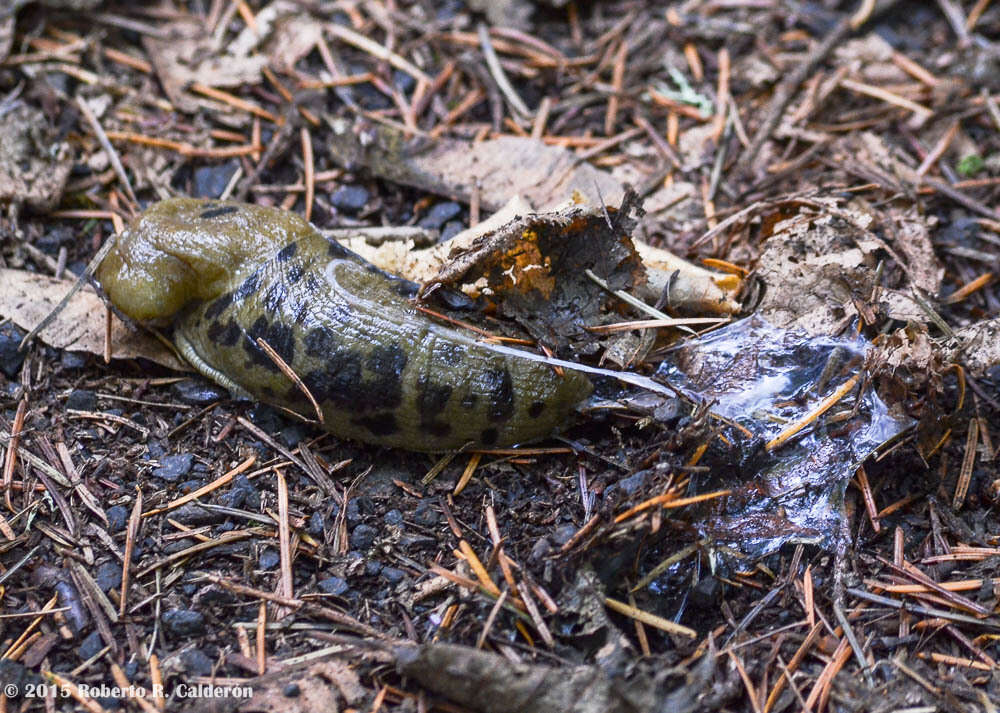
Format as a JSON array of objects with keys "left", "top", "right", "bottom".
[
  {"left": 351, "top": 413, "right": 399, "bottom": 436},
  {"left": 417, "top": 378, "right": 452, "bottom": 419},
  {"left": 261, "top": 282, "right": 286, "bottom": 313},
  {"left": 276, "top": 242, "right": 298, "bottom": 262},
  {"left": 235, "top": 272, "right": 261, "bottom": 300},
  {"left": 485, "top": 367, "right": 515, "bottom": 423},
  {"left": 480, "top": 428, "right": 499, "bottom": 446},
  {"left": 304, "top": 327, "right": 335, "bottom": 358},
  {"left": 203, "top": 291, "right": 234, "bottom": 320},
  {"left": 435, "top": 342, "right": 465, "bottom": 367},
  {"left": 303, "top": 345, "right": 409, "bottom": 414},
  {"left": 302, "top": 349, "right": 363, "bottom": 406},
  {"left": 528, "top": 401, "right": 545, "bottom": 418},
  {"left": 286, "top": 264, "right": 305, "bottom": 283},
  {"left": 274, "top": 243, "right": 299, "bottom": 262},
  {"left": 266, "top": 322, "right": 296, "bottom": 363},
  {"left": 326, "top": 239, "right": 352, "bottom": 258},
  {"left": 244, "top": 316, "right": 277, "bottom": 371},
  {"left": 365, "top": 345, "right": 408, "bottom": 409},
  {"left": 199, "top": 206, "right": 239, "bottom": 219},
  {"left": 417, "top": 377, "right": 453, "bottom": 436},
  {"left": 424, "top": 422, "right": 452, "bottom": 437},
  {"left": 200, "top": 315, "right": 240, "bottom": 347},
  {"left": 218, "top": 318, "right": 241, "bottom": 346},
  {"left": 394, "top": 280, "right": 418, "bottom": 298},
  {"left": 243, "top": 316, "right": 295, "bottom": 372},
  {"left": 206, "top": 320, "right": 223, "bottom": 343}
]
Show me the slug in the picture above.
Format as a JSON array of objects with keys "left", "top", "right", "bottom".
[{"left": 97, "top": 198, "right": 593, "bottom": 451}]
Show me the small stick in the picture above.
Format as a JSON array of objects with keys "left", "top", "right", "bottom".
[
  {"left": 275, "top": 469, "right": 294, "bottom": 617},
  {"left": 634, "top": 113, "right": 682, "bottom": 168},
  {"left": 953, "top": 418, "right": 978, "bottom": 510},
  {"left": 478, "top": 22, "right": 531, "bottom": 119},
  {"left": 118, "top": 486, "right": 142, "bottom": 618},
  {"left": 190, "top": 82, "right": 280, "bottom": 123},
  {"left": 742, "top": 10, "right": 855, "bottom": 169},
  {"left": 604, "top": 40, "right": 626, "bottom": 136},
  {"left": 76, "top": 96, "right": 137, "bottom": 206},
  {"left": 326, "top": 22, "right": 430, "bottom": 85},
  {"left": 839, "top": 77, "right": 933, "bottom": 119},
  {"left": 300, "top": 127, "right": 314, "bottom": 222},
  {"left": 766, "top": 373, "right": 861, "bottom": 451},
  {"left": 604, "top": 597, "right": 696, "bottom": 638}
]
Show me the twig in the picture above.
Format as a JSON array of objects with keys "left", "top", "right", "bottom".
[
  {"left": 478, "top": 22, "right": 531, "bottom": 119},
  {"left": 76, "top": 96, "right": 137, "bottom": 206}
]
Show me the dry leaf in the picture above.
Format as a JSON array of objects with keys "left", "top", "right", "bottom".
[{"left": 0, "top": 269, "right": 186, "bottom": 370}]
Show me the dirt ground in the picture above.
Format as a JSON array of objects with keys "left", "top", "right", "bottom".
[{"left": 1, "top": 1, "right": 999, "bottom": 712}]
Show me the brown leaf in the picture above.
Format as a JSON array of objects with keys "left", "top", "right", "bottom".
[{"left": 0, "top": 268, "right": 186, "bottom": 370}]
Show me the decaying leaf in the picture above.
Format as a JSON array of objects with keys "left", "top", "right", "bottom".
[
  {"left": 179, "top": 659, "right": 366, "bottom": 713},
  {"left": 395, "top": 640, "right": 725, "bottom": 713},
  {"left": 326, "top": 119, "right": 627, "bottom": 213},
  {"left": 0, "top": 104, "right": 72, "bottom": 211},
  {"left": 756, "top": 204, "right": 883, "bottom": 334},
  {"left": 142, "top": 18, "right": 269, "bottom": 114},
  {"left": 0, "top": 269, "right": 186, "bottom": 370},
  {"left": 953, "top": 316, "right": 1000, "bottom": 375},
  {"left": 430, "top": 191, "right": 647, "bottom": 356}
]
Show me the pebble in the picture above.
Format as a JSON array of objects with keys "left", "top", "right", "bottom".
[
  {"left": 219, "top": 474, "right": 260, "bottom": 510},
  {"left": 180, "top": 648, "right": 214, "bottom": 676},
  {"left": 307, "top": 511, "right": 326, "bottom": 536},
  {"left": 350, "top": 524, "right": 377, "bottom": 550},
  {"left": 330, "top": 185, "right": 370, "bottom": 213},
  {"left": 162, "top": 609, "right": 205, "bottom": 637},
  {"left": 77, "top": 630, "right": 104, "bottom": 660},
  {"left": 171, "top": 378, "right": 227, "bottom": 405},
  {"left": 153, "top": 453, "right": 194, "bottom": 482},
  {"left": 106, "top": 505, "right": 129, "bottom": 532},
  {"left": 690, "top": 576, "right": 722, "bottom": 609},
  {"left": 192, "top": 159, "right": 240, "bottom": 199},
  {"left": 95, "top": 560, "right": 122, "bottom": 592},
  {"left": 317, "top": 576, "right": 349, "bottom": 596},
  {"left": 393, "top": 69, "right": 416, "bottom": 94},
  {"left": 60, "top": 351, "right": 87, "bottom": 369},
  {"left": 383, "top": 509, "right": 403, "bottom": 526},
  {"left": 381, "top": 567, "right": 406, "bottom": 585},
  {"left": 259, "top": 549, "right": 280, "bottom": 570},
  {"left": 418, "top": 201, "right": 462, "bottom": 230},
  {"left": 248, "top": 403, "right": 283, "bottom": 432},
  {"left": 36, "top": 225, "right": 74, "bottom": 254},
  {"left": 283, "top": 683, "right": 302, "bottom": 697},
  {"left": 616, "top": 470, "right": 651, "bottom": 497},
  {"left": 0, "top": 323, "right": 27, "bottom": 378},
  {"left": 440, "top": 220, "right": 466, "bottom": 242},
  {"left": 65, "top": 389, "right": 96, "bottom": 411},
  {"left": 171, "top": 504, "right": 220, "bottom": 526},
  {"left": 279, "top": 424, "right": 306, "bottom": 448},
  {"left": 552, "top": 524, "right": 578, "bottom": 547},
  {"left": 413, "top": 500, "right": 439, "bottom": 527}
]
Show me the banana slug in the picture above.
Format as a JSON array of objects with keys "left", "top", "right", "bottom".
[{"left": 97, "top": 198, "right": 592, "bottom": 451}]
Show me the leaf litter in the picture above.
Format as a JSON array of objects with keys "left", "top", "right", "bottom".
[{"left": 1, "top": 2, "right": 999, "bottom": 713}]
